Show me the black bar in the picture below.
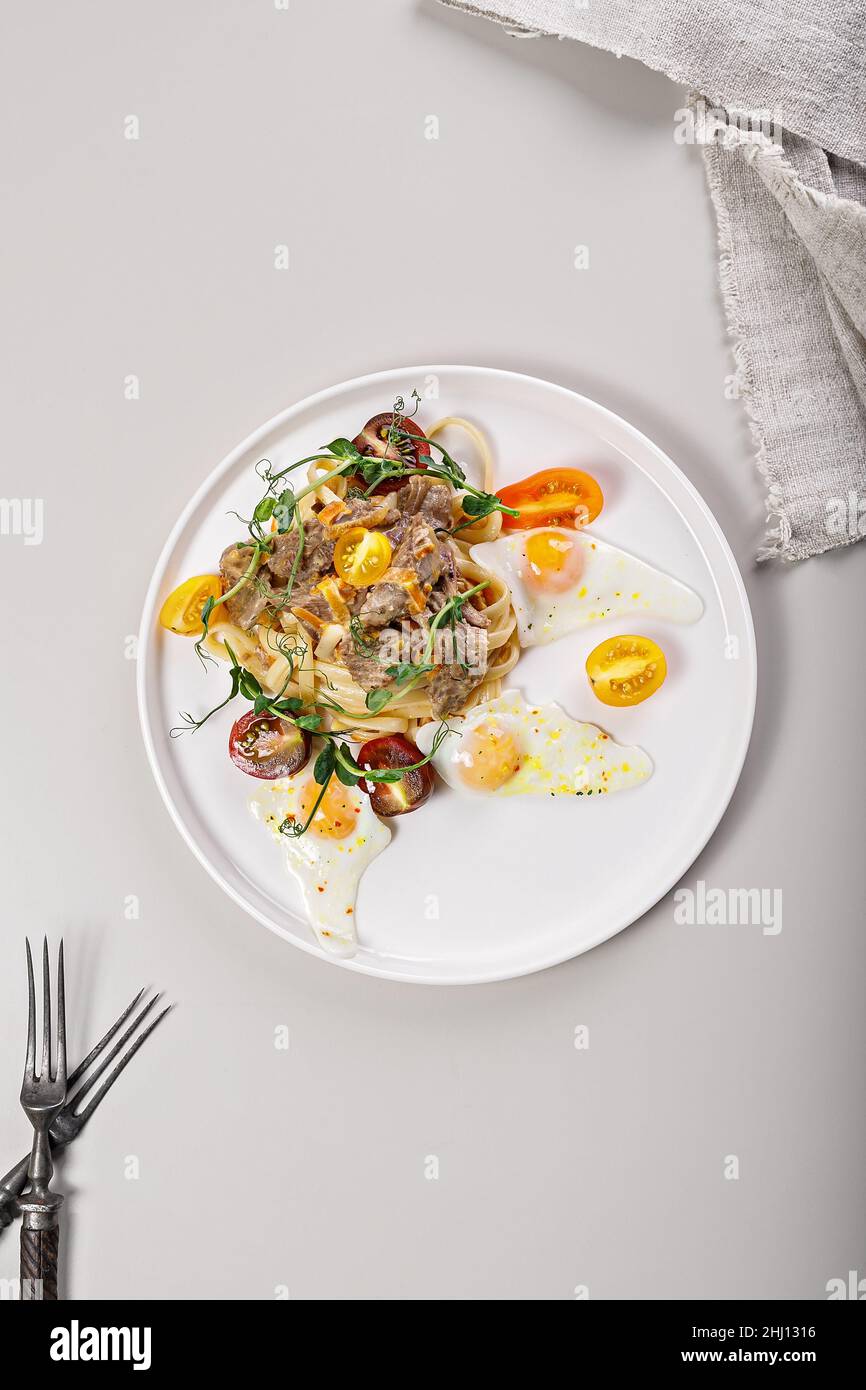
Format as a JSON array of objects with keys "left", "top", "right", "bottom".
[{"left": 5, "top": 1297, "right": 863, "bottom": 1374}]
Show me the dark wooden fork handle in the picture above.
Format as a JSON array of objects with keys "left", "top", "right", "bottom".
[{"left": 20, "top": 1214, "right": 60, "bottom": 1300}]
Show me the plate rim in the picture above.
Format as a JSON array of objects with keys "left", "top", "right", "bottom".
[{"left": 137, "top": 363, "right": 757, "bottom": 985}]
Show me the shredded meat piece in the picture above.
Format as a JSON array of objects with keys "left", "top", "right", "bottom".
[
  {"left": 439, "top": 543, "right": 457, "bottom": 585},
  {"left": 357, "top": 581, "right": 409, "bottom": 628},
  {"left": 384, "top": 514, "right": 411, "bottom": 549},
  {"left": 393, "top": 516, "right": 441, "bottom": 585},
  {"left": 219, "top": 543, "right": 280, "bottom": 629},
  {"left": 462, "top": 598, "right": 490, "bottom": 629},
  {"left": 267, "top": 518, "right": 334, "bottom": 585},
  {"left": 428, "top": 593, "right": 490, "bottom": 626},
  {"left": 427, "top": 557, "right": 490, "bottom": 629},
  {"left": 321, "top": 495, "right": 397, "bottom": 536},
  {"left": 394, "top": 477, "right": 453, "bottom": 530},
  {"left": 429, "top": 663, "right": 483, "bottom": 717},
  {"left": 393, "top": 476, "right": 427, "bottom": 514},
  {"left": 283, "top": 588, "right": 332, "bottom": 639},
  {"left": 266, "top": 532, "right": 299, "bottom": 581},
  {"left": 428, "top": 618, "right": 489, "bottom": 716},
  {"left": 338, "top": 632, "right": 395, "bottom": 691}
]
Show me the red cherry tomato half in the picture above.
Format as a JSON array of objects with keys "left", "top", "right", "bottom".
[
  {"left": 349, "top": 412, "right": 430, "bottom": 492},
  {"left": 357, "top": 733, "right": 434, "bottom": 816},
  {"left": 228, "top": 710, "right": 312, "bottom": 780},
  {"left": 496, "top": 467, "right": 603, "bottom": 530}
]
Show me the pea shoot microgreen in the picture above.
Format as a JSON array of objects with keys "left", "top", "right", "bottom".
[
  {"left": 171, "top": 636, "right": 305, "bottom": 737},
  {"left": 348, "top": 615, "right": 378, "bottom": 658}
]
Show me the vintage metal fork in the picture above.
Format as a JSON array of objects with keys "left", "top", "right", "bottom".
[
  {"left": 18, "top": 938, "right": 67, "bottom": 1300},
  {"left": 0, "top": 984, "right": 170, "bottom": 1235}
]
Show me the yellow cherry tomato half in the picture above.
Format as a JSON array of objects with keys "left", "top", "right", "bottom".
[
  {"left": 585, "top": 635, "right": 667, "bottom": 707},
  {"left": 159, "top": 574, "right": 223, "bottom": 636},
  {"left": 333, "top": 526, "right": 393, "bottom": 587}
]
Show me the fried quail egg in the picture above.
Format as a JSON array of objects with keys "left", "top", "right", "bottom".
[
  {"left": 470, "top": 527, "right": 703, "bottom": 646},
  {"left": 250, "top": 763, "right": 390, "bottom": 956},
  {"left": 415, "top": 691, "right": 652, "bottom": 798}
]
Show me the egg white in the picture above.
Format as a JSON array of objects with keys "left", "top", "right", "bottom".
[
  {"left": 415, "top": 691, "right": 653, "bottom": 798},
  {"left": 470, "top": 527, "right": 703, "bottom": 647},
  {"left": 250, "top": 763, "right": 391, "bottom": 956}
]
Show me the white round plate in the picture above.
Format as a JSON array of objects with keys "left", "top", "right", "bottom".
[{"left": 138, "top": 366, "right": 756, "bottom": 984}]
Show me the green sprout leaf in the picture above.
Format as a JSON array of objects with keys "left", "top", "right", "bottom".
[
  {"left": 386, "top": 661, "right": 433, "bottom": 685},
  {"left": 272, "top": 697, "right": 304, "bottom": 715},
  {"left": 296, "top": 713, "right": 323, "bottom": 731},
  {"left": 313, "top": 743, "right": 336, "bottom": 785},
  {"left": 365, "top": 687, "right": 393, "bottom": 714},
  {"left": 334, "top": 744, "right": 361, "bottom": 787},
  {"left": 274, "top": 489, "right": 296, "bottom": 533},
  {"left": 459, "top": 493, "right": 495, "bottom": 516},
  {"left": 324, "top": 437, "right": 362, "bottom": 461},
  {"left": 349, "top": 615, "right": 378, "bottom": 658}
]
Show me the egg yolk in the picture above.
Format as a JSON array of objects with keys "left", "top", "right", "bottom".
[
  {"left": 458, "top": 720, "right": 521, "bottom": 791},
  {"left": 298, "top": 776, "right": 359, "bottom": 840},
  {"left": 523, "top": 530, "right": 584, "bottom": 593}
]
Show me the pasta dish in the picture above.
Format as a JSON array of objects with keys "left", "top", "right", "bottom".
[
  {"left": 203, "top": 411, "right": 520, "bottom": 735},
  {"left": 158, "top": 393, "right": 704, "bottom": 955}
]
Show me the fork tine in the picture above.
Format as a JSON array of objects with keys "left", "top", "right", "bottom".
[
  {"left": 73, "top": 1004, "right": 172, "bottom": 1127},
  {"left": 70, "top": 994, "right": 163, "bottom": 1110},
  {"left": 24, "top": 939, "right": 35, "bottom": 1081},
  {"left": 56, "top": 939, "right": 67, "bottom": 1085},
  {"left": 41, "top": 935, "right": 51, "bottom": 1080},
  {"left": 67, "top": 988, "right": 146, "bottom": 1091}
]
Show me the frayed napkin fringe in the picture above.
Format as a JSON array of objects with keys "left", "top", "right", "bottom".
[{"left": 701, "top": 138, "right": 796, "bottom": 562}]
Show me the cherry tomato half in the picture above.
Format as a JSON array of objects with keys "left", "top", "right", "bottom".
[
  {"left": 348, "top": 413, "right": 430, "bottom": 493},
  {"left": 333, "top": 527, "right": 393, "bottom": 587},
  {"left": 585, "top": 635, "right": 666, "bottom": 707},
  {"left": 159, "top": 574, "right": 222, "bottom": 635},
  {"left": 497, "top": 468, "right": 603, "bottom": 531},
  {"left": 357, "top": 734, "right": 434, "bottom": 816},
  {"left": 228, "top": 709, "right": 312, "bottom": 779},
  {"left": 353, "top": 412, "right": 430, "bottom": 465}
]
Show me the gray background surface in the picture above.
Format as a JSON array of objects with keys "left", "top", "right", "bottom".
[{"left": 1, "top": 0, "right": 864, "bottom": 1300}]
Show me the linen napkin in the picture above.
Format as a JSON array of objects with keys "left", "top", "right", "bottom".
[{"left": 438, "top": 0, "right": 866, "bottom": 560}]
